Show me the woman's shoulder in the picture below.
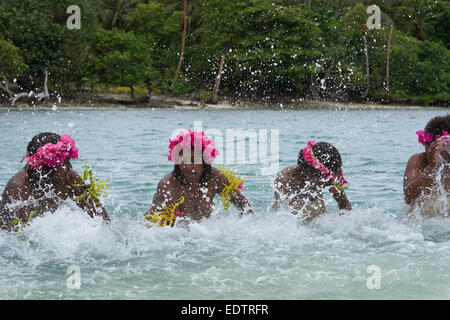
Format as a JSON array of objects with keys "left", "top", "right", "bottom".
[
  {"left": 156, "top": 172, "right": 178, "bottom": 189},
  {"left": 275, "top": 165, "right": 298, "bottom": 180},
  {"left": 406, "top": 152, "right": 427, "bottom": 169},
  {"left": 210, "top": 166, "right": 228, "bottom": 185},
  {"left": 6, "top": 170, "right": 27, "bottom": 188},
  {"left": 3, "top": 170, "right": 28, "bottom": 199}
]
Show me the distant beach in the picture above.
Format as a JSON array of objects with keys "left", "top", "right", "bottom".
[{"left": 0, "top": 92, "right": 447, "bottom": 110}]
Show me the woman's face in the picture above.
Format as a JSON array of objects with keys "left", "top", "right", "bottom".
[
  {"left": 178, "top": 148, "right": 204, "bottom": 181},
  {"left": 424, "top": 137, "right": 450, "bottom": 164}
]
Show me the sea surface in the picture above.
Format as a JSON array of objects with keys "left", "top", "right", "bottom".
[{"left": 0, "top": 107, "right": 449, "bottom": 299}]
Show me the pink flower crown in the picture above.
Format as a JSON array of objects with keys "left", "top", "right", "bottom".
[
  {"left": 25, "top": 135, "right": 79, "bottom": 170},
  {"left": 416, "top": 130, "right": 449, "bottom": 145},
  {"left": 168, "top": 129, "right": 219, "bottom": 164},
  {"left": 302, "top": 141, "right": 348, "bottom": 192}
]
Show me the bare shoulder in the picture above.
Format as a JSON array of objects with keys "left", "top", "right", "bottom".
[
  {"left": 403, "top": 153, "right": 428, "bottom": 189},
  {"left": 210, "top": 167, "right": 228, "bottom": 185},
  {"left": 67, "top": 169, "right": 82, "bottom": 184},
  {"left": 3, "top": 171, "right": 27, "bottom": 200},
  {"left": 275, "top": 165, "right": 297, "bottom": 182},
  {"left": 6, "top": 170, "right": 27, "bottom": 187},
  {"left": 405, "top": 153, "right": 427, "bottom": 172},
  {"left": 150, "top": 173, "right": 178, "bottom": 208},
  {"left": 156, "top": 172, "right": 178, "bottom": 191}
]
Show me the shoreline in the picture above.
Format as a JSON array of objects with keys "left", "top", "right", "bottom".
[{"left": 0, "top": 93, "right": 447, "bottom": 110}]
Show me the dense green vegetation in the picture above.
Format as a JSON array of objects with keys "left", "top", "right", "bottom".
[{"left": 0, "top": 0, "right": 448, "bottom": 105}]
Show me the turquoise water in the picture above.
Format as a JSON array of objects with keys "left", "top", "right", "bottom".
[{"left": 0, "top": 107, "right": 449, "bottom": 299}]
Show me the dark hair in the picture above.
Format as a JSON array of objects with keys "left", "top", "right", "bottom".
[
  {"left": 298, "top": 142, "right": 342, "bottom": 177},
  {"left": 25, "top": 132, "right": 62, "bottom": 188},
  {"left": 424, "top": 114, "right": 450, "bottom": 136},
  {"left": 173, "top": 163, "right": 211, "bottom": 185}
]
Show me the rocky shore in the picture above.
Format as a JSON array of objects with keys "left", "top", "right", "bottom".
[{"left": 0, "top": 92, "right": 447, "bottom": 110}]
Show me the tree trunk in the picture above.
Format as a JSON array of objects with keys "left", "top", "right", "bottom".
[
  {"left": 111, "top": 11, "right": 119, "bottom": 29},
  {"left": 362, "top": 33, "right": 370, "bottom": 99},
  {"left": 34, "top": 71, "right": 49, "bottom": 101},
  {"left": 307, "top": 0, "right": 311, "bottom": 8},
  {"left": 212, "top": 53, "right": 226, "bottom": 104},
  {"left": 129, "top": 85, "right": 135, "bottom": 102},
  {"left": 386, "top": 25, "right": 393, "bottom": 91},
  {"left": 173, "top": 0, "right": 187, "bottom": 85},
  {"left": 0, "top": 80, "right": 13, "bottom": 98},
  {"left": 308, "top": 71, "right": 318, "bottom": 99}
]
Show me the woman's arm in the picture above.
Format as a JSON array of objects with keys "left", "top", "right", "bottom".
[
  {"left": 229, "top": 190, "right": 253, "bottom": 215},
  {"left": 331, "top": 188, "right": 352, "bottom": 211},
  {"left": 0, "top": 197, "right": 6, "bottom": 230},
  {"left": 272, "top": 191, "right": 281, "bottom": 211},
  {"left": 145, "top": 177, "right": 172, "bottom": 218},
  {"left": 0, "top": 173, "right": 28, "bottom": 230},
  {"left": 405, "top": 138, "right": 450, "bottom": 205}
]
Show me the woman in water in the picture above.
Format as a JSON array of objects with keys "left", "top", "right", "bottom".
[
  {"left": 403, "top": 115, "right": 450, "bottom": 217},
  {"left": 0, "top": 132, "right": 110, "bottom": 231},
  {"left": 145, "top": 129, "right": 253, "bottom": 226},
  {"left": 272, "top": 141, "right": 351, "bottom": 223}
]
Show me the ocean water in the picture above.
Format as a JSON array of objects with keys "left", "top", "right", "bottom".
[{"left": 0, "top": 107, "right": 449, "bottom": 299}]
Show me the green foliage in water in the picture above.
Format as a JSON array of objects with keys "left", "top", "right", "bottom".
[{"left": 11, "top": 210, "right": 37, "bottom": 232}]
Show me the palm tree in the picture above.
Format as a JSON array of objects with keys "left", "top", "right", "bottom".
[
  {"left": 386, "top": 25, "right": 393, "bottom": 91},
  {"left": 158, "top": 0, "right": 202, "bottom": 85},
  {"left": 362, "top": 30, "right": 370, "bottom": 99},
  {"left": 96, "top": 0, "right": 139, "bottom": 30},
  {"left": 325, "top": 1, "right": 396, "bottom": 94},
  {"left": 174, "top": 0, "right": 187, "bottom": 84},
  {"left": 342, "top": 3, "right": 385, "bottom": 99},
  {"left": 212, "top": 53, "right": 226, "bottom": 104}
]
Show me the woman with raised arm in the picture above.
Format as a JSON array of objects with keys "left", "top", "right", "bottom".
[
  {"left": 404, "top": 115, "right": 450, "bottom": 217},
  {"left": 272, "top": 141, "right": 351, "bottom": 224}
]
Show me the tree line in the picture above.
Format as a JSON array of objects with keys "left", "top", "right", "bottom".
[{"left": 0, "top": 0, "right": 448, "bottom": 105}]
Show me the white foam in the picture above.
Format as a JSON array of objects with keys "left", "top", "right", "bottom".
[{"left": 1, "top": 197, "right": 450, "bottom": 299}]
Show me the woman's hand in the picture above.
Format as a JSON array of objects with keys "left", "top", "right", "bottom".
[{"left": 427, "top": 137, "right": 450, "bottom": 167}]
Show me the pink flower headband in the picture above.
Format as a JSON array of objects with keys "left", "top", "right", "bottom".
[
  {"left": 25, "top": 135, "right": 79, "bottom": 170},
  {"left": 168, "top": 129, "right": 219, "bottom": 164},
  {"left": 416, "top": 130, "right": 449, "bottom": 145},
  {"left": 302, "top": 141, "right": 348, "bottom": 192}
]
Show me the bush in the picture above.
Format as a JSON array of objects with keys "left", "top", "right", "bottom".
[
  {"left": 172, "top": 73, "right": 195, "bottom": 97},
  {"left": 0, "top": 37, "right": 28, "bottom": 80},
  {"left": 198, "top": 90, "right": 214, "bottom": 103}
]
